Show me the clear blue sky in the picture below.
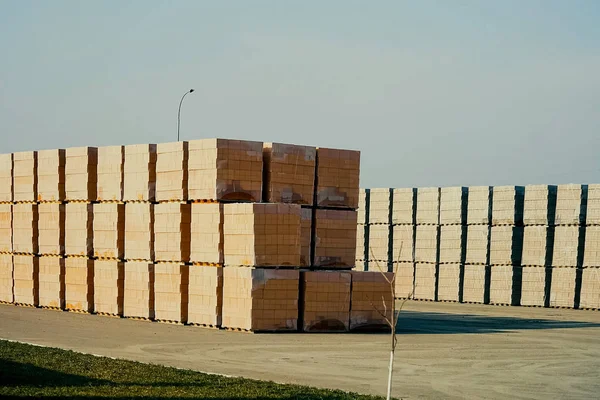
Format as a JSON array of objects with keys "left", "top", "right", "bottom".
[{"left": 1, "top": 1, "right": 599, "bottom": 188}]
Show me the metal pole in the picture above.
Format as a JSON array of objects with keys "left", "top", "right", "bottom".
[{"left": 177, "top": 89, "right": 194, "bottom": 142}]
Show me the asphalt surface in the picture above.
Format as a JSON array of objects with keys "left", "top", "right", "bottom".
[{"left": 1, "top": 301, "right": 599, "bottom": 399}]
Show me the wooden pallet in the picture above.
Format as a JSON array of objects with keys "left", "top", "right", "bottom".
[
  {"left": 39, "top": 306, "right": 63, "bottom": 312},
  {"left": 14, "top": 303, "right": 36, "bottom": 308},
  {"left": 95, "top": 312, "right": 122, "bottom": 318},
  {"left": 187, "top": 323, "right": 220, "bottom": 330},
  {"left": 123, "top": 316, "right": 153, "bottom": 322},
  {"left": 65, "top": 308, "right": 91, "bottom": 314},
  {"left": 156, "top": 319, "right": 184, "bottom": 325}
]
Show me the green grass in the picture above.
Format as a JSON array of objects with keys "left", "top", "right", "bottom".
[{"left": 0, "top": 340, "right": 385, "bottom": 399}]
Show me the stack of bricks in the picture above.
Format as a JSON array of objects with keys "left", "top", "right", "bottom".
[
  {"left": 187, "top": 138, "right": 264, "bottom": 329},
  {"left": 463, "top": 186, "right": 492, "bottom": 304},
  {"left": 349, "top": 271, "right": 394, "bottom": 331},
  {"left": 122, "top": 143, "right": 157, "bottom": 320},
  {"left": 582, "top": 184, "right": 600, "bottom": 309},
  {"left": 12, "top": 151, "right": 39, "bottom": 307},
  {"left": 222, "top": 203, "right": 301, "bottom": 331},
  {"left": 0, "top": 154, "right": 13, "bottom": 303},
  {"left": 437, "top": 187, "right": 467, "bottom": 302},
  {"left": 93, "top": 202, "right": 124, "bottom": 316},
  {"left": 488, "top": 186, "right": 525, "bottom": 306},
  {"left": 301, "top": 270, "right": 351, "bottom": 332},
  {"left": 391, "top": 188, "right": 416, "bottom": 299},
  {"left": 0, "top": 138, "right": 380, "bottom": 334},
  {"left": 354, "top": 189, "right": 368, "bottom": 271},
  {"left": 37, "top": 149, "right": 66, "bottom": 310},
  {"left": 364, "top": 188, "right": 391, "bottom": 273},
  {"left": 94, "top": 145, "right": 125, "bottom": 316},
  {"left": 413, "top": 187, "right": 440, "bottom": 301},
  {"left": 520, "top": 185, "right": 557, "bottom": 307},
  {"left": 188, "top": 202, "right": 223, "bottom": 327},
  {"left": 311, "top": 147, "right": 359, "bottom": 270},
  {"left": 64, "top": 146, "right": 97, "bottom": 313},
  {"left": 549, "top": 184, "right": 587, "bottom": 308}
]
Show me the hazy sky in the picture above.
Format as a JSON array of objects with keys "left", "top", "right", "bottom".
[{"left": 1, "top": 1, "right": 599, "bottom": 188}]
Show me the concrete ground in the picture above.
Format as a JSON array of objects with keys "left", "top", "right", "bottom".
[{"left": 1, "top": 301, "right": 599, "bottom": 400}]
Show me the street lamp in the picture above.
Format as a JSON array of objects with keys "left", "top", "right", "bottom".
[{"left": 177, "top": 89, "right": 194, "bottom": 141}]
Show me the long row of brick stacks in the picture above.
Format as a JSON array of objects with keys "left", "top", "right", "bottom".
[
  {"left": 354, "top": 184, "right": 600, "bottom": 310},
  {"left": 0, "top": 138, "right": 395, "bottom": 333}
]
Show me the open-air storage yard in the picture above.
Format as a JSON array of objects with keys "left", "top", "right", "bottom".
[{"left": 1, "top": 300, "right": 599, "bottom": 399}]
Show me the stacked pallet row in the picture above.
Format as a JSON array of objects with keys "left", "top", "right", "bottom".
[
  {"left": 520, "top": 185, "right": 557, "bottom": 307},
  {"left": 549, "top": 184, "right": 587, "bottom": 308},
  {"left": 463, "top": 186, "right": 492, "bottom": 304},
  {"left": 582, "top": 184, "right": 600, "bottom": 309},
  {"left": 0, "top": 153, "right": 11, "bottom": 303},
  {"left": 1, "top": 139, "right": 393, "bottom": 333},
  {"left": 488, "top": 186, "right": 525, "bottom": 305},
  {"left": 437, "top": 187, "right": 467, "bottom": 302},
  {"left": 413, "top": 188, "right": 440, "bottom": 301},
  {"left": 11, "top": 151, "right": 39, "bottom": 307},
  {"left": 391, "top": 188, "right": 417, "bottom": 299},
  {"left": 354, "top": 189, "right": 368, "bottom": 271},
  {"left": 39, "top": 149, "right": 66, "bottom": 311},
  {"left": 364, "top": 188, "right": 392, "bottom": 273}
]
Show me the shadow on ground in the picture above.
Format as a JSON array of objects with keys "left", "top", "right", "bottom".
[
  {"left": 393, "top": 310, "right": 600, "bottom": 334},
  {"left": 0, "top": 359, "right": 367, "bottom": 400}
]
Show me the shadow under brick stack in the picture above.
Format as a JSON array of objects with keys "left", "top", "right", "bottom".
[
  {"left": 488, "top": 186, "right": 524, "bottom": 306},
  {"left": 581, "top": 184, "right": 600, "bottom": 309},
  {"left": 520, "top": 185, "right": 557, "bottom": 307},
  {"left": 413, "top": 187, "right": 440, "bottom": 301},
  {"left": 437, "top": 187, "right": 467, "bottom": 302},
  {"left": 391, "top": 188, "right": 416, "bottom": 299},
  {"left": 462, "top": 186, "right": 492, "bottom": 304},
  {"left": 549, "top": 184, "right": 587, "bottom": 308}
]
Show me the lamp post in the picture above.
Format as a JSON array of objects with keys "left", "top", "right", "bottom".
[{"left": 177, "top": 89, "right": 194, "bottom": 141}]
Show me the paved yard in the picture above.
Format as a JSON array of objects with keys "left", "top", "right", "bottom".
[{"left": 1, "top": 301, "right": 599, "bottom": 399}]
